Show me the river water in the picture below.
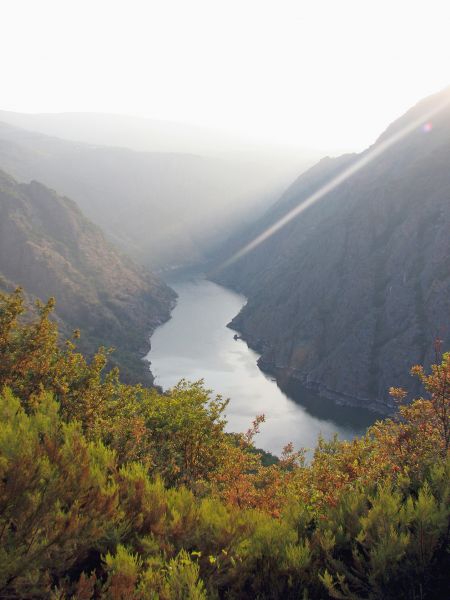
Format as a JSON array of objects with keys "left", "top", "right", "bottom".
[{"left": 146, "top": 278, "right": 375, "bottom": 455}]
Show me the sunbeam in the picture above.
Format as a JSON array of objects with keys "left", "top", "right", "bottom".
[{"left": 218, "top": 91, "right": 450, "bottom": 271}]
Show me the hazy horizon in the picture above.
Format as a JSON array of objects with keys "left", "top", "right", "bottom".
[{"left": 2, "top": 0, "right": 449, "bottom": 154}]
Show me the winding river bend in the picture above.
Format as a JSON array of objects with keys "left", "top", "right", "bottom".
[{"left": 147, "top": 278, "right": 375, "bottom": 455}]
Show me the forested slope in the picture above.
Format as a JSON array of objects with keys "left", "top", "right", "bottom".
[{"left": 0, "top": 170, "right": 175, "bottom": 383}]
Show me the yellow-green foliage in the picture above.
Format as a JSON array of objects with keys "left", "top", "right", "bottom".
[
  {"left": 0, "top": 289, "right": 449, "bottom": 599},
  {"left": 0, "top": 390, "right": 118, "bottom": 597}
]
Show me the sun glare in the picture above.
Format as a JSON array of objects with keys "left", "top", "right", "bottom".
[{"left": 218, "top": 89, "right": 450, "bottom": 270}]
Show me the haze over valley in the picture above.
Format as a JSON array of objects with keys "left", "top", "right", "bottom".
[
  {"left": 0, "top": 114, "right": 314, "bottom": 269},
  {"left": 1, "top": 85, "right": 448, "bottom": 431},
  {"left": 1, "top": 2, "right": 450, "bottom": 597}
]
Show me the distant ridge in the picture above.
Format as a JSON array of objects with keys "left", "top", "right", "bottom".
[{"left": 0, "top": 116, "right": 314, "bottom": 269}]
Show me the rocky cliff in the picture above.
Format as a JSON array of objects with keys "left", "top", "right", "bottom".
[
  {"left": 215, "top": 87, "right": 450, "bottom": 413},
  {"left": 0, "top": 169, "right": 175, "bottom": 383}
]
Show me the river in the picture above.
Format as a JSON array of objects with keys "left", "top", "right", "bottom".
[{"left": 146, "top": 278, "right": 375, "bottom": 456}]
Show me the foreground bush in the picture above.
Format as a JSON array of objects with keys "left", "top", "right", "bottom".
[{"left": 0, "top": 290, "right": 449, "bottom": 598}]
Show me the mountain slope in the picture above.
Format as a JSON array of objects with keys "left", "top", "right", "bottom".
[
  {"left": 0, "top": 118, "right": 313, "bottom": 269},
  {"left": 215, "top": 87, "right": 450, "bottom": 413},
  {"left": 0, "top": 169, "right": 175, "bottom": 383}
]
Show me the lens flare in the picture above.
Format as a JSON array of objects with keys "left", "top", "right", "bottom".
[{"left": 217, "top": 95, "right": 450, "bottom": 272}]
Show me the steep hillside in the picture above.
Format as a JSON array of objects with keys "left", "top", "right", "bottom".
[
  {"left": 215, "top": 87, "right": 450, "bottom": 413},
  {"left": 0, "top": 119, "right": 312, "bottom": 269},
  {"left": 0, "top": 169, "right": 175, "bottom": 383}
]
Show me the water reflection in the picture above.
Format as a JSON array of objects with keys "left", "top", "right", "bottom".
[
  {"left": 274, "top": 377, "right": 376, "bottom": 432},
  {"left": 147, "top": 278, "right": 376, "bottom": 455}
]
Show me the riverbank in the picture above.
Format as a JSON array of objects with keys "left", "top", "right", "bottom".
[
  {"left": 224, "top": 295, "right": 394, "bottom": 417},
  {"left": 147, "top": 277, "right": 375, "bottom": 454}
]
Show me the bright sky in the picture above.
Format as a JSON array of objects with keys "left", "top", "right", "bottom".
[{"left": 1, "top": 0, "right": 449, "bottom": 152}]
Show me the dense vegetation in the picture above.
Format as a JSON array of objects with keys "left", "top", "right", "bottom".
[{"left": 0, "top": 289, "right": 449, "bottom": 599}]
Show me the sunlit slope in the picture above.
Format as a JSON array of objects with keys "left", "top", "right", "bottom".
[{"left": 0, "top": 169, "right": 175, "bottom": 382}]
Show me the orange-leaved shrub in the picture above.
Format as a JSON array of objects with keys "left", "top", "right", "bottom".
[{"left": 0, "top": 289, "right": 448, "bottom": 599}]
